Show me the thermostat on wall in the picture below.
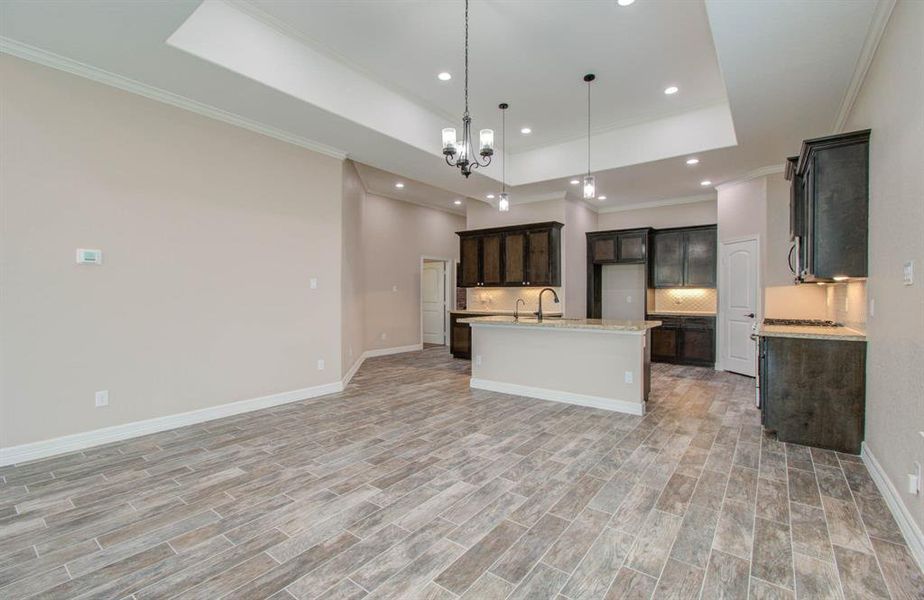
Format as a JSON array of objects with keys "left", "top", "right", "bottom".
[{"left": 76, "top": 249, "right": 102, "bottom": 265}]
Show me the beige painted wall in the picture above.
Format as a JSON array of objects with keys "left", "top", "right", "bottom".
[
  {"left": 596, "top": 199, "right": 717, "bottom": 230},
  {"left": 844, "top": 0, "right": 924, "bottom": 534},
  {"left": 1, "top": 56, "right": 344, "bottom": 447},
  {"left": 341, "top": 161, "right": 365, "bottom": 376},
  {"left": 564, "top": 199, "right": 598, "bottom": 318},
  {"left": 362, "top": 193, "right": 463, "bottom": 351}
]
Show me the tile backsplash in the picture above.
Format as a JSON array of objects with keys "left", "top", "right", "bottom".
[
  {"left": 653, "top": 288, "right": 718, "bottom": 313},
  {"left": 465, "top": 287, "right": 563, "bottom": 314},
  {"left": 826, "top": 280, "right": 867, "bottom": 332}
]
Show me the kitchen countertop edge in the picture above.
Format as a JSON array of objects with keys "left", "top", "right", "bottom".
[
  {"left": 459, "top": 315, "right": 662, "bottom": 333},
  {"left": 757, "top": 325, "right": 867, "bottom": 342}
]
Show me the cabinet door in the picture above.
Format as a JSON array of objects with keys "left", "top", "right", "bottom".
[
  {"left": 504, "top": 232, "right": 527, "bottom": 285},
  {"left": 651, "top": 324, "right": 680, "bottom": 361},
  {"left": 481, "top": 234, "right": 503, "bottom": 286},
  {"left": 617, "top": 233, "right": 647, "bottom": 263},
  {"left": 592, "top": 237, "right": 616, "bottom": 263},
  {"left": 680, "top": 322, "right": 715, "bottom": 365},
  {"left": 460, "top": 236, "right": 480, "bottom": 287},
  {"left": 683, "top": 229, "right": 717, "bottom": 287},
  {"left": 652, "top": 231, "right": 684, "bottom": 287},
  {"left": 527, "top": 230, "right": 551, "bottom": 285}
]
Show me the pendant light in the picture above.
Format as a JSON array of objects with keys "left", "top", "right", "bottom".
[
  {"left": 498, "top": 103, "right": 510, "bottom": 212},
  {"left": 441, "top": 0, "right": 493, "bottom": 178},
  {"left": 583, "top": 73, "right": 596, "bottom": 200}
]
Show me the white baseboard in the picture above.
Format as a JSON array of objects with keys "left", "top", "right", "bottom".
[
  {"left": 362, "top": 344, "right": 423, "bottom": 358},
  {"left": 0, "top": 381, "right": 343, "bottom": 467},
  {"left": 470, "top": 378, "right": 645, "bottom": 416},
  {"left": 341, "top": 356, "right": 365, "bottom": 388},
  {"left": 862, "top": 441, "right": 924, "bottom": 573}
]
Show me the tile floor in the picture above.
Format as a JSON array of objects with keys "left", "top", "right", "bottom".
[{"left": 0, "top": 348, "right": 921, "bottom": 599}]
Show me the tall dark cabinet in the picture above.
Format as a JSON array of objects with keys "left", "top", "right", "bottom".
[
  {"left": 650, "top": 225, "right": 717, "bottom": 288},
  {"left": 786, "top": 129, "right": 870, "bottom": 282},
  {"left": 456, "top": 222, "right": 562, "bottom": 288}
]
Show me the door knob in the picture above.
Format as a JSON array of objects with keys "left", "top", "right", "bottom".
[{"left": 745, "top": 313, "right": 755, "bottom": 318}]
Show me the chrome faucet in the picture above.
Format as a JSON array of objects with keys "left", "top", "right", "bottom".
[
  {"left": 536, "top": 288, "right": 560, "bottom": 322},
  {"left": 514, "top": 298, "right": 525, "bottom": 321}
]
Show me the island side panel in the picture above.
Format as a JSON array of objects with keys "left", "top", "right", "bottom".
[{"left": 469, "top": 325, "right": 646, "bottom": 415}]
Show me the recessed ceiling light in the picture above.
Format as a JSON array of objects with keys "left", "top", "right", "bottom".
[
  {"left": 617, "top": 0, "right": 636, "bottom": 5},
  {"left": 598, "top": 195, "right": 607, "bottom": 200},
  {"left": 437, "top": 72, "right": 452, "bottom": 81},
  {"left": 454, "top": 199, "right": 463, "bottom": 205},
  {"left": 686, "top": 158, "right": 699, "bottom": 165},
  {"left": 664, "top": 85, "right": 679, "bottom": 95},
  {"left": 570, "top": 179, "right": 580, "bottom": 185},
  {"left": 486, "top": 194, "right": 495, "bottom": 199},
  {"left": 520, "top": 127, "right": 532, "bottom": 135},
  {"left": 395, "top": 182, "right": 405, "bottom": 188},
  {"left": 700, "top": 180, "right": 712, "bottom": 186}
]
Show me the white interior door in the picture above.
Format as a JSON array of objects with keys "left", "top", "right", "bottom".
[
  {"left": 721, "top": 239, "right": 759, "bottom": 376},
  {"left": 422, "top": 261, "right": 446, "bottom": 345}
]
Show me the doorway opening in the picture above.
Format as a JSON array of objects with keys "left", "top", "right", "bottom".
[{"left": 421, "top": 257, "right": 451, "bottom": 347}]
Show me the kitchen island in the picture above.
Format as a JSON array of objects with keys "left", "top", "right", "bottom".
[{"left": 460, "top": 316, "right": 661, "bottom": 415}]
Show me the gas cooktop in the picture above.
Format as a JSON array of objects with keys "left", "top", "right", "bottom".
[{"left": 762, "top": 318, "right": 840, "bottom": 327}]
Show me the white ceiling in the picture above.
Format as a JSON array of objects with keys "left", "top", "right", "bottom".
[{"left": 0, "top": 0, "right": 884, "bottom": 213}]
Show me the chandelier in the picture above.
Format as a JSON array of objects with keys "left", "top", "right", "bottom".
[
  {"left": 441, "top": 0, "right": 493, "bottom": 178},
  {"left": 583, "top": 73, "right": 596, "bottom": 200}
]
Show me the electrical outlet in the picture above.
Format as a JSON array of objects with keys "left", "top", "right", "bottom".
[
  {"left": 910, "top": 462, "right": 922, "bottom": 495},
  {"left": 626, "top": 295, "right": 632, "bottom": 303},
  {"left": 380, "top": 332, "right": 387, "bottom": 341},
  {"left": 392, "top": 285, "right": 398, "bottom": 292},
  {"left": 624, "top": 371, "right": 633, "bottom": 384},
  {"left": 904, "top": 260, "right": 914, "bottom": 285},
  {"left": 95, "top": 390, "right": 109, "bottom": 407},
  {"left": 475, "top": 355, "right": 482, "bottom": 366},
  {"left": 309, "top": 278, "right": 318, "bottom": 289},
  {"left": 869, "top": 298, "right": 875, "bottom": 317},
  {"left": 317, "top": 359, "right": 325, "bottom": 371}
]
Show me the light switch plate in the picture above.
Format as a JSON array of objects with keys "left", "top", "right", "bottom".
[
  {"left": 309, "top": 278, "right": 318, "bottom": 289},
  {"left": 904, "top": 260, "right": 914, "bottom": 286},
  {"left": 624, "top": 371, "right": 633, "bottom": 384},
  {"left": 317, "top": 359, "right": 325, "bottom": 371},
  {"left": 95, "top": 390, "right": 109, "bottom": 407}
]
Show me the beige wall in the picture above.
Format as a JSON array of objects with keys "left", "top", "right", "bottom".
[
  {"left": 341, "top": 161, "right": 365, "bottom": 376},
  {"left": 844, "top": 0, "right": 924, "bottom": 534},
  {"left": 596, "top": 199, "right": 717, "bottom": 230},
  {"left": 362, "top": 193, "right": 463, "bottom": 351},
  {"left": 1, "top": 56, "right": 344, "bottom": 447},
  {"left": 564, "top": 199, "right": 598, "bottom": 318}
]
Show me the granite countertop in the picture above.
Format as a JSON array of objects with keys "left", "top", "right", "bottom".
[
  {"left": 647, "top": 311, "right": 717, "bottom": 317},
  {"left": 450, "top": 309, "right": 563, "bottom": 317},
  {"left": 459, "top": 315, "right": 662, "bottom": 333},
  {"left": 758, "top": 324, "right": 867, "bottom": 342}
]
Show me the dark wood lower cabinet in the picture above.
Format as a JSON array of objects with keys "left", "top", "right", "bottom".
[
  {"left": 759, "top": 336, "right": 866, "bottom": 454},
  {"left": 649, "top": 316, "right": 715, "bottom": 367},
  {"left": 450, "top": 314, "right": 472, "bottom": 359}
]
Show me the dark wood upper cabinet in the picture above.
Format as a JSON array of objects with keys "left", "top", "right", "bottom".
[
  {"left": 787, "top": 130, "right": 870, "bottom": 281},
  {"left": 651, "top": 231, "right": 684, "bottom": 287},
  {"left": 481, "top": 234, "right": 503, "bottom": 286},
  {"left": 650, "top": 226, "right": 716, "bottom": 288},
  {"left": 618, "top": 232, "right": 647, "bottom": 263},
  {"left": 503, "top": 232, "right": 527, "bottom": 285},
  {"left": 457, "top": 222, "right": 562, "bottom": 287},
  {"left": 592, "top": 238, "right": 616, "bottom": 262},
  {"left": 683, "top": 228, "right": 717, "bottom": 287},
  {"left": 460, "top": 237, "right": 480, "bottom": 287}
]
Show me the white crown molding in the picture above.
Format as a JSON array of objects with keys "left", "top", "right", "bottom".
[
  {"left": 0, "top": 36, "right": 348, "bottom": 160},
  {"left": 862, "top": 441, "right": 924, "bottom": 573},
  {"left": 714, "top": 164, "right": 785, "bottom": 191},
  {"left": 0, "top": 381, "right": 343, "bottom": 466},
  {"left": 833, "top": 0, "right": 896, "bottom": 133},
  {"left": 596, "top": 193, "right": 716, "bottom": 214},
  {"left": 470, "top": 378, "right": 644, "bottom": 416}
]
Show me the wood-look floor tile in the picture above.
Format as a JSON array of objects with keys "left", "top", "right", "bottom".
[
  {"left": 853, "top": 493, "right": 904, "bottom": 544},
  {"left": 626, "top": 510, "right": 682, "bottom": 578},
  {"left": 435, "top": 519, "right": 526, "bottom": 595},
  {"left": 609, "top": 484, "right": 661, "bottom": 535},
  {"left": 654, "top": 473, "right": 697, "bottom": 516},
  {"left": 751, "top": 517, "right": 794, "bottom": 590},
  {"left": 562, "top": 526, "right": 635, "bottom": 600},
  {"left": 543, "top": 507, "right": 610, "bottom": 573},
  {"left": 508, "top": 562, "right": 569, "bottom": 600},
  {"left": 793, "top": 553, "right": 843, "bottom": 600},
  {"left": 713, "top": 500, "right": 755, "bottom": 560},
  {"left": 489, "top": 513, "right": 568, "bottom": 584},
  {"left": 670, "top": 502, "right": 719, "bottom": 568},
  {"left": 701, "top": 549, "right": 750, "bottom": 599},
  {"left": 750, "top": 577, "right": 796, "bottom": 599},
  {"left": 652, "top": 558, "right": 704, "bottom": 598},
  {"left": 788, "top": 469, "right": 822, "bottom": 507},
  {"left": 460, "top": 572, "right": 514, "bottom": 600},
  {"left": 832, "top": 544, "right": 889, "bottom": 600},
  {"left": 725, "top": 465, "right": 759, "bottom": 506},
  {"left": 790, "top": 502, "right": 834, "bottom": 563},
  {"left": 603, "top": 567, "right": 657, "bottom": 600},
  {"left": 870, "top": 537, "right": 924, "bottom": 599},
  {"left": 821, "top": 495, "right": 873, "bottom": 554}
]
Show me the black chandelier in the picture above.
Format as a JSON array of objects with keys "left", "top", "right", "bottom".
[{"left": 441, "top": 0, "right": 493, "bottom": 178}]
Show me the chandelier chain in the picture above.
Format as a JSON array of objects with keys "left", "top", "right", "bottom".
[
  {"left": 464, "top": 0, "right": 469, "bottom": 115},
  {"left": 502, "top": 106, "right": 506, "bottom": 192},
  {"left": 587, "top": 78, "right": 591, "bottom": 176}
]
